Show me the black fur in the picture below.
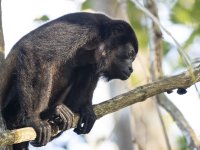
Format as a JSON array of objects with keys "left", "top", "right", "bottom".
[{"left": 1, "top": 12, "right": 138, "bottom": 149}]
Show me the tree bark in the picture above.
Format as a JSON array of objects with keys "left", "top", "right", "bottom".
[{"left": 0, "top": 0, "right": 4, "bottom": 63}]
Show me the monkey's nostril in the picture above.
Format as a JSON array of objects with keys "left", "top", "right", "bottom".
[{"left": 129, "top": 67, "right": 133, "bottom": 72}]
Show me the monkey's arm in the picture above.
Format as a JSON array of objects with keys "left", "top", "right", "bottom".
[
  {"left": 56, "top": 66, "right": 98, "bottom": 134},
  {"left": 73, "top": 76, "right": 98, "bottom": 135}
]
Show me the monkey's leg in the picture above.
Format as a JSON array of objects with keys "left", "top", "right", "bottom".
[{"left": 17, "top": 57, "right": 55, "bottom": 146}]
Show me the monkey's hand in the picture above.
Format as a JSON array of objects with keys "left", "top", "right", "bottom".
[
  {"left": 74, "top": 105, "right": 97, "bottom": 134},
  {"left": 27, "top": 118, "right": 51, "bottom": 147},
  {"left": 40, "top": 104, "right": 74, "bottom": 131},
  {"left": 51, "top": 104, "right": 74, "bottom": 131}
]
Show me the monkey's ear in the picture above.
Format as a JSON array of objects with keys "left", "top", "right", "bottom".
[
  {"left": 98, "top": 44, "right": 107, "bottom": 57},
  {"left": 95, "top": 44, "right": 107, "bottom": 61}
]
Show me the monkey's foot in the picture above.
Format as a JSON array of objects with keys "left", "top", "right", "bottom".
[{"left": 29, "top": 120, "right": 51, "bottom": 147}]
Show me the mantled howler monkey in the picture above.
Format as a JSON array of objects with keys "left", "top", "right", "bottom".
[{"left": 0, "top": 12, "right": 138, "bottom": 149}]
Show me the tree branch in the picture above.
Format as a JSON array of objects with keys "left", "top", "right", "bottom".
[
  {"left": 0, "top": 64, "right": 199, "bottom": 147},
  {"left": 158, "top": 94, "right": 200, "bottom": 149}
]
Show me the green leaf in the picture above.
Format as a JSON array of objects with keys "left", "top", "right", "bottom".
[{"left": 34, "top": 15, "right": 50, "bottom": 22}]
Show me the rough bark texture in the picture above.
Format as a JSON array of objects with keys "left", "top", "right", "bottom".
[
  {"left": 92, "top": 65, "right": 200, "bottom": 119},
  {"left": 0, "top": 128, "right": 36, "bottom": 146},
  {"left": 0, "top": 65, "right": 199, "bottom": 147}
]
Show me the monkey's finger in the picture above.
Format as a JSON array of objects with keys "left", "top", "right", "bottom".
[
  {"left": 43, "top": 125, "right": 50, "bottom": 146},
  {"left": 81, "top": 116, "right": 89, "bottom": 134},
  {"left": 78, "top": 115, "right": 84, "bottom": 129},
  {"left": 74, "top": 127, "right": 83, "bottom": 134},
  {"left": 54, "top": 105, "right": 74, "bottom": 129},
  {"left": 31, "top": 127, "right": 42, "bottom": 147},
  {"left": 85, "top": 116, "right": 96, "bottom": 134},
  {"left": 64, "top": 110, "right": 74, "bottom": 128},
  {"left": 75, "top": 114, "right": 91, "bottom": 134},
  {"left": 58, "top": 112, "right": 68, "bottom": 130},
  {"left": 74, "top": 117, "right": 84, "bottom": 134},
  {"left": 60, "top": 108, "right": 74, "bottom": 129},
  {"left": 55, "top": 105, "right": 74, "bottom": 117},
  {"left": 41, "top": 126, "right": 47, "bottom": 146},
  {"left": 38, "top": 128, "right": 43, "bottom": 146},
  {"left": 58, "top": 105, "right": 74, "bottom": 119},
  {"left": 44, "top": 124, "right": 51, "bottom": 146},
  {"left": 62, "top": 105, "right": 74, "bottom": 117}
]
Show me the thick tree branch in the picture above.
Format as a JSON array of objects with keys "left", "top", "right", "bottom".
[
  {"left": 0, "top": 64, "right": 199, "bottom": 147},
  {"left": 93, "top": 65, "right": 200, "bottom": 118}
]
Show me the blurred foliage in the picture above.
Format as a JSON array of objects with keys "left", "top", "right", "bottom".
[
  {"left": 178, "top": 54, "right": 186, "bottom": 68},
  {"left": 177, "top": 136, "right": 189, "bottom": 150},
  {"left": 127, "top": 0, "right": 148, "bottom": 50},
  {"left": 34, "top": 15, "right": 50, "bottom": 22},
  {"left": 80, "top": 0, "right": 200, "bottom": 54},
  {"left": 171, "top": 0, "right": 198, "bottom": 25},
  {"left": 81, "top": 0, "right": 93, "bottom": 10},
  {"left": 163, "top": 41, "right": 172, "bottom": 55},
  {"left": 171, "top": 0, "right": 200, "bottom": 49},
  {"left": 80, "top": 0, "right": 199, "bottom": 69},
  {"left": 193, "top": 58, "right": 200, "bottom": 64},
  {"left": 130, "top": 73, "right": 140, "bottom": 86},
  {"left": 81, "top": 0, "right": 148, "bottom": 50}
]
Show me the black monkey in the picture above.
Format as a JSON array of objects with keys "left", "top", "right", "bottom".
[{"left": 1, "top": 12, "right": 138, "bottom": 148}]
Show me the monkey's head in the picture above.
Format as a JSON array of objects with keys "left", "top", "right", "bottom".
[{"left": 96, "top": 20, "right": 138, "bottom": 81}]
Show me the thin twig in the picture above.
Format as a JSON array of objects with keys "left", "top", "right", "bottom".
[
  {"left": 133, "top": 0, "right": 191, "bottom": 68},
  {"left": 158, "top": 94, "right": 200, "bottom": 149},
  {"left": 144, "top": 0, "right": 171, "bottom": 149}
]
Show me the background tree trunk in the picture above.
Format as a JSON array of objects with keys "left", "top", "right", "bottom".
[{"left": 0, "top": 0, "right": 9, "bottom": 149}]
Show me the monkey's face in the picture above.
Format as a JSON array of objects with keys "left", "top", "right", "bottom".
[{"left": 103, "top": 43, "right": 137, "bottom": 81}]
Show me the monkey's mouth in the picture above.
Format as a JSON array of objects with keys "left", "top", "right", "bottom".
[{"left": 121, "top": 71, "right": 131, "bottom": 79}]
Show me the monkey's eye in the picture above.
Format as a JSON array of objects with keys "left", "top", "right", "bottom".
[
  {"left": 117, "top": 53, "right": 128, "bottom": 60},
  {"left": 128, "top": 50, "right": 135, "bottom": 58},
  {"left": 128, "top": 51, "right": 132, "bottom": 57}
]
